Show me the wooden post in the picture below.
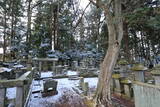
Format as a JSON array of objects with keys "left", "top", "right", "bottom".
[
  {"left": 0, "top": 88, "right": 6, "bottom": 107},
  {"left": 16, "top": 87, "right": 24, "bottom": 107}
]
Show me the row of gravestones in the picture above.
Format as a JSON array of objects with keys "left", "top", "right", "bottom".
[{"left": 111, "top": 59, "right": 160, "bottom": 99}]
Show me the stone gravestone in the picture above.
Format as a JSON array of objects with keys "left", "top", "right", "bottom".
[
  {"left": 131, "top": 64, "right": 147, "bottom": 82},
  {"left": 42, "top": 79, "right": 58, "bottom": 97},
  {"left": 117, "top": 59, "right": 129, "bottom": 77},
  {"left": 151, "top": 64, "right": 160, "bottom": 85}
]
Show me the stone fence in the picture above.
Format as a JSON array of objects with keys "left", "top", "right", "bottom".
[
  {"left": 133, "top": 81, "right": 160, "bottom": 107},
  {"left": 0, "top": 71, "right": 33, "bottom": 107}
]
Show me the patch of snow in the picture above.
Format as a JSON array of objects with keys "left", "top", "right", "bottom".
[
  {"left": 29, "top": 77, "right": 98, "bottom": 107},
  {"left": 84, "top": 77, "right": 98, "bottom": 88},
  {"left": 41, "top": 72, "right": 53, "bottom": 78},
  {"left": 0, "top": 67, "right": 12, "bottom": 73},
  {"left": 6, "top": 87, "right": 16, "bottom": 99},
  {"left": 67, "top": 71, "right": 78, "bottom": 76},
  {"left": 13, "top": 64, "right": 24, "bottom": 68}
]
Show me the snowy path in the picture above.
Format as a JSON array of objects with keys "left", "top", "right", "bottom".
[{"left": 28, "top": 77, "right": 98, "bottom": 107}]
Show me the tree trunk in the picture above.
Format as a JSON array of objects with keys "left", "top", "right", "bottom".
[
  {"left": 95, "top": 45, "right": 120, "bottom": 107},
  {"left": 3, "top": 7, "right": 7, "bottom": 62},
  {"left": 123, "top": 21, "right": 130, "bottom": 63},
  {"left": 27, "top": 0, "right": 32, "bottom": 43},
  {"left": 93, "top": 0, "right": 123, "bottom": 106}
]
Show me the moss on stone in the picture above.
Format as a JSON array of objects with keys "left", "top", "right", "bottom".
[
  {"left": 154, "top": 64, "right": 160, "bottom": 69},
  {"left": 112, "top": 74, "right": 121, "bottom": 78},
  {"left": 150, "top": 65, "right": 160, "bottom": 75},
  {"left": 121, "top": 79, "right": 132, "bottom": 84},
  {"left": 130, "top": 64, "right": 147, "bottom": 71},
  {"left": 117, "top": 59, "right": 128, "bottom": 65}
]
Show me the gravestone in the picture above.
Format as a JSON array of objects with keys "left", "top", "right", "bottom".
[
  {"left": 42, "top": 79, "right": 58, "bottom": 97},
  {"left": 117, "top": 59, "right": 129, "bottom": 77},
  {"left": 121, "top": 79, "right": 132, "bottom": 98},
  {"left": 151, "top": 64, "right": 160, "bottom": 85},
  {"left": 131, "top": 64, "right": 147, "bottom": 82},
  {"left": 112, "top": 74, "right": 122, "bottom": 93},
  {"left": 43, "top": 79, "right": 58, "bottom": 92}
]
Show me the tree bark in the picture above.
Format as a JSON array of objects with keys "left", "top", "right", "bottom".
[
  {"left": 123, "top": 21, "right": 130, "bottom": 63},
  {"left": 27, "top": 0, "right": 32, "bottom": 43},
  {"left": 3, "top": 6, "right": 7, "bottom": 62},
  {"left": 90, "top": 0, "right": 123, "bottom": 106}
]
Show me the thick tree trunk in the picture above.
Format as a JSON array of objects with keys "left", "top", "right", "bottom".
[
  {"left": 27, "top": 0, "right": 32, "bottom": 43},
  {"left": 93, "top": 0, "right": 123, "bottom": 106},
  {"left": 123, "top": 21, "right": 130, "bottom": 62},
  {"left": 3, "top": 8, "right": 7, "bottom": 62},
  {"left": 95, "top": 45, "right": 120, "bottom": 107}
]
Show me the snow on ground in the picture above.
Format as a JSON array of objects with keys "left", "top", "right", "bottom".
[
  {"left": 67, "top": 70, "right": 78, "bottom": 76},
  {"left": 0, "top": 67, "right": 12, "bottom": 73},
  {"left": 41, "top": 72, "right": 53, "bottom": 78},
  {"left": 28, "top": 77, "right": 98, "bottom": 107},
  {"left": 6, "top": 87, "right": 16, "bottom": 99}
]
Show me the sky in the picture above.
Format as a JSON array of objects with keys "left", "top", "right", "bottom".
[{"left": 80, "top": 0, "right": 90, "bottom": 9}]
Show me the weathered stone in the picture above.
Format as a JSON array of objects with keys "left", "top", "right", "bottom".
[
  {"left": 43, "top": 79, "right": 58, "bottom": 92},
  {"left": 121, "top": 79, "right": 132, "bottom": 98},
  {"left": 0, "top": 88, "right": 6, "bottom": 107},
  {"left": 131, "top": 64, "right": 147, "bottom": 82},
  {"left": 83, "top": 82, "right": 89, "bottom": 96},
  {"left": 16, "top": 87, "right": 24, "bottom": 107},
  {"left": 79, "top": 77, "right": 84, "bottom": 88},
  {"left": 68, "top": 75, "right": 79, "bottom": 80},
  {"left": 151, "top": 65, "right": 160, "bottom": 85},
  {"left": 133, "top": 81, "right": 160, "bottom": 107},
  {"left": 112, "top": 74, "right": 122, "bottom": 93}
]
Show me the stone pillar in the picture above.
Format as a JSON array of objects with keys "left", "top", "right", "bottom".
[
  {"left": 52, "top": 61, "right": 56, "bottom": 72},
  {"left": 0, "top": 75, "right": 2, "bottom": 80},
  {"left": 79, "top": 77, "right": 84, "bottom": 89},
  {"left": 83, "top": 82, "right": 89, "bottom": 96},
  {"left": 112, "top": 74, "right": 122, "bottom": 93},
  {"left": 121, "top": 79, "right": 132, "bottom": 98},
  {"left": 39, "top": 61, "right": 42, "bottom": 76},
  {"left": 151, "top": 65, "right": 160, "bottom": 85},
  {"left": 0, "top": 88, "right": 6, "bottom": 107},
  {"left": 117, "top": 59, "right": 129, "bottom": 78},
  {"left": 39, "top": 61, "right": 42, "bottom": 71},
  {"left": 16, "top": 87, "right": 24, "bottom": 107},
  {"left": 131, "top": 64, "right": 147, "bottom": 82},
  {"left": 110, "top": 78, "right": 115, "bottom": 92}
]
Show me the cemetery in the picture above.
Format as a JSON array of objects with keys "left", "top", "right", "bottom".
[{"left": 0, "top": 0, "right": 160, "bottom": 107}]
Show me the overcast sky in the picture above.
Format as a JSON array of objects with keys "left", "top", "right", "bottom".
[{"left": 80, "top": 0, "right": 90, "bottom": 9}]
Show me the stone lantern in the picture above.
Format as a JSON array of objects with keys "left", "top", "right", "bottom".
[
  {"left": 131, "top": 64, "right": 147, "bottom": 82},
  {"left": 27, "top": 55, "right": 32, "bottom": 71},
  {"left": 121, "top": 79, "right": 132, "bottom": 98},
  {"left": 151, "top": 64, "right": 160, "bottom": 85},
  {"left": 117, "top": 59, "right": 129, "bottom": 77},
  {"left": 112, "top": 74, "right": 122, "bottom": 93}
]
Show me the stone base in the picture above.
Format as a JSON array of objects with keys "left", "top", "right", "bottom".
[{"left": 42, "top": 90, "right": 58, "bottom": 97}]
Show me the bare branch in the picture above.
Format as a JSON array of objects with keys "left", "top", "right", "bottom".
[{"left": 73, "top": 1, "right": 91, "bottom": 29}]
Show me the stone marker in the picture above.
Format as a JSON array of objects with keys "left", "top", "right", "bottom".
[
  {"left": 112, "top": 74, "right": 122, "bottom": 93},
  {"left": 79, "top": 77, "right": 84, "bottom": 89},
  {"left": 121, "top": 79, "right": 132, "bottom": 98},
  {"left": 0, "top": 88, "right": 6, "bottom": 107},
  {"left": 117, "top": 59, "right": 129, "bottom": 77},
  {"left": 151, "top": 64, "right": 160, "bottom": 85},
  {"left": 131, "top": 64, "right": 147, "bottom": 82},
  {"left": 43, "top": 79, "right": 58, "bottom": 92},
  {"left": 83, "top": 82, "right": 89, "bottom": 96}
]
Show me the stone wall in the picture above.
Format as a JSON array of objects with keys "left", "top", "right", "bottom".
[{"left": 133, "top": 81, "right": 160, "bottom": 107}]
